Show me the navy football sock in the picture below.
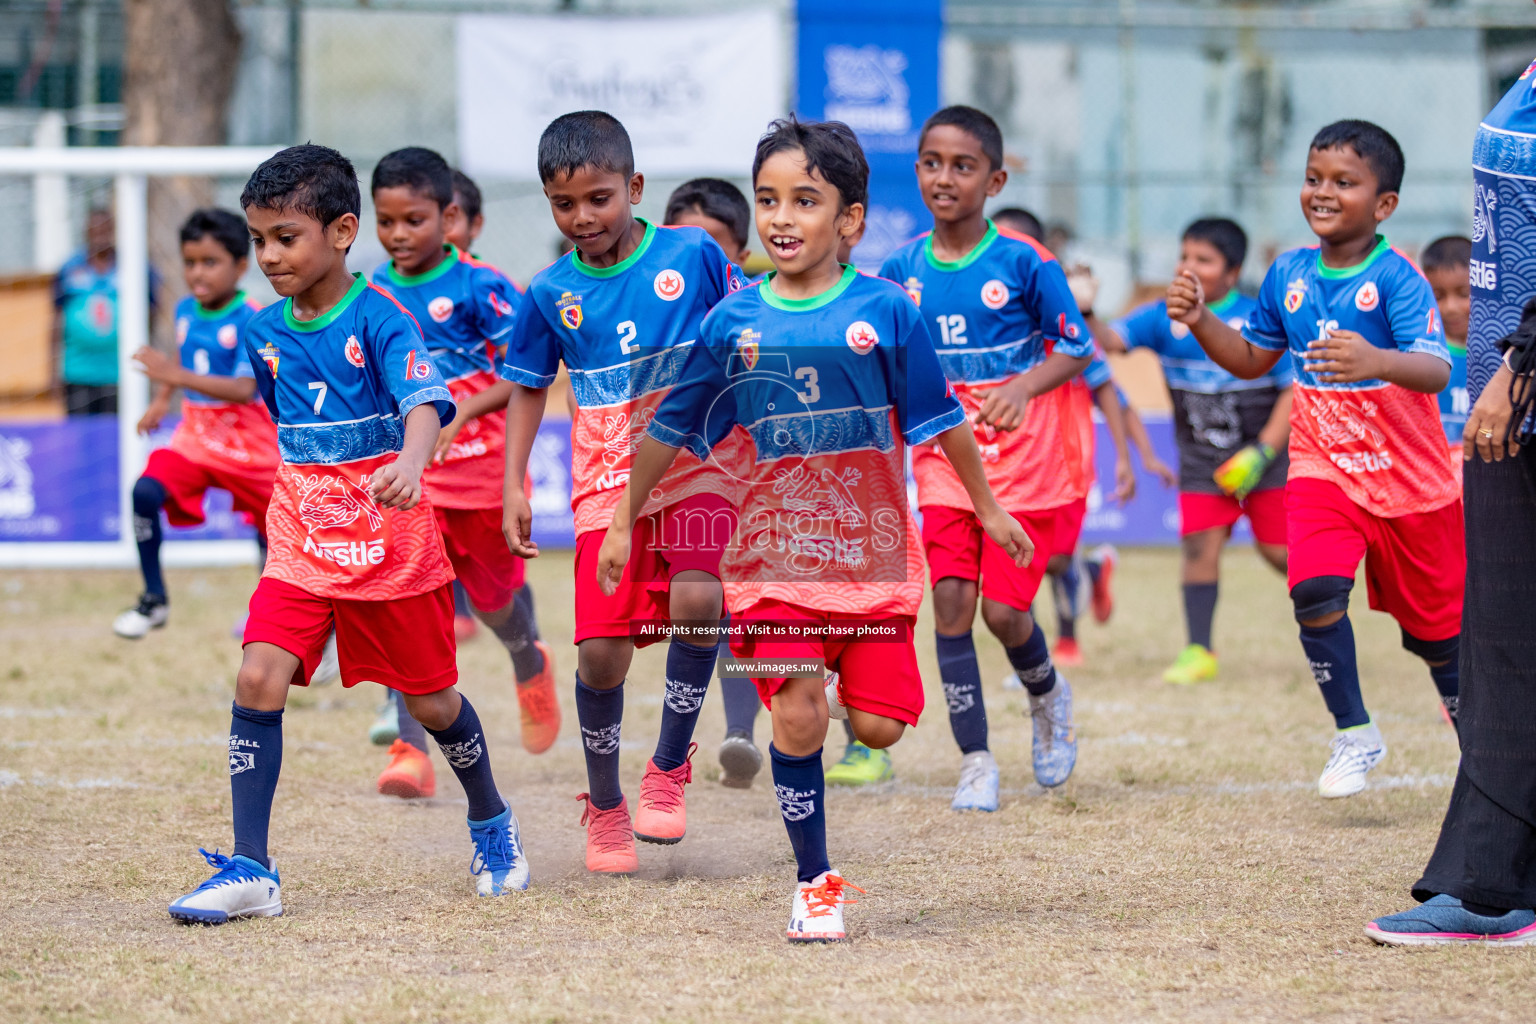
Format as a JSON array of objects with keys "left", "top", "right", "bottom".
[
  {"left": 1052, "top": 566, "right": 1080, "bottom": 640},
  {"left": 770, "top": 744, "right": 830, "bottom": 883},
  {"left": 229, "top": 703, "right": 283, "bottom": 867},
  {"left": 392, "top": 686, "right": 427, "bottom": 753},
  {"left": 841, "top": 718, "right": 857, "bottom": 748},
  {"left": 653, "top": 638, "right": 717, "bottom": 771},
  {"left": 1006, "top": 622, "right": 1056, "bottom": 696},
  {"left": 720, "top": 677, "right": 762, "bottom": 739},
  {"left": 1183, "top": 582, "right": 1219, "bottom": 650},
  {"left": 1299, "top": 616, "right": 1369, "bottom": 730},
  {"left": 425, "top": 695, "right": 502, "bottom": 821},
  {"left": 514, "top": 584, "right": 540, "bottom": 642},
  {"left": 1429, "top": 652, "right": 1460, "bottom": 726},
  {"left": 132, "top": 476, "right": 167, "bottom": 598},
  {"left": 487, "top": 598, "right": 544, "bottom": 682},
  {"left": 576, "top": 676, "right": 624, "bottom": 810},
  {"left": 936, "top": 631, "right": 988, "bottom": 754}
]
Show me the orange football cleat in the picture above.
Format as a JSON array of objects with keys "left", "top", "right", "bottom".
[
  {"left": 578, "top": 793, "right": 638, "bottom": 873},
  {"left": 516, "top": 640, "right": 561, "bottom": 755},
  {"left": 376, "top": 739, "right": 435, "bottom": 799},
  {"left": 634, "top": 742, "right": 696, "bottom": 844}
]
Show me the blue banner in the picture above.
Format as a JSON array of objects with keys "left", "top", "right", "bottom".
[{"left": 796, "top": 0, "right": 942, "bottom": 267}]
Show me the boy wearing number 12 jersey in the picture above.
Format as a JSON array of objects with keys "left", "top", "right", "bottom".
[
  {"left": 1169, "top": 120, "right": 1463, "bottom": 800},
  {"left": 501, "top": 111, "right": 749, "bottom": 874},
  {"left": 880, "top": 106, "right": 1090, "bottom": 813}
]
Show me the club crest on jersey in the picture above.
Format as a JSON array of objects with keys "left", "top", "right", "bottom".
[
  {"left": 846, "top": 320, "right": 878, "bottom": 354},
  {"left": 1354, "top": 281, "right": 1380, "bottom": 312},
  {"left": 654, "top": 268, "right": 685, "bottom": 301},
  {"left": 1284, "top": 278, "right": 1307, "bottom": 314},
  {"left": 1523, "top": 59, "right": 1536, "bottom": 81},
  {"left": 736, "top": 328, "right": 760, "bottom": 371},
  {"left": 258, "top": 343, "right": 280, "bottom": 377},
  {"left": 404, "top": 349, "right": 435, "bottom": 382},
  {"left": 428, "top": 296, "right": 454, "bottom": 323},
  {"left": 1056, "top": 313, "right": 1081, "bottom": 340},
  {"left": 903, "top": 276, "right": 923, "bottom": 306},
  {"left": 557, "top": 292, "right": 583, "bottom": 330},
  {"left": 344, "top": 335, "right": 365, "bottom": 368},
  {"left": 488, "top": 291, "right": 515, "bottom": 317},
  {"left": 216, "top": 324, "right": 239, "bottom": 349},
  {"left": 981, "top": 279, "right": 1009, "bottom": 310}
]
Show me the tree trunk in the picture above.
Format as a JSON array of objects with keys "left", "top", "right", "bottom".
[{"left": 122, "top": 0, "right": 242, "bottom": 344}]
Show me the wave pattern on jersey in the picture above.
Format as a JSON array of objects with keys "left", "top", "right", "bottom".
[
  {"left": 278, "top": 414, "right": 405, "bottom": 465},
  {"left": 744, "top": 405, "right": 897, "bottom": 463},
  {"left": 568, "top": 344, "right": 694, "bottom": 409},
  {"left": 932, "top": 333, "right": 1045, "bottom": 384}
]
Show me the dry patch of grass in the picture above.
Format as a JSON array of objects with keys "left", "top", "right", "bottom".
[{"left": 0, "top": 550, "right": 1525, "bottom": 1023}]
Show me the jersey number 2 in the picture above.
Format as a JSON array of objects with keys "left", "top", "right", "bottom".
[{"left": 617, "top": 320, "right": 639, "bottom": 355}]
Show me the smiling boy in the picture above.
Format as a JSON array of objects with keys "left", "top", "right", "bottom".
[{"left": 1168, "top": 120, "right": 1463, "bottom": 798}]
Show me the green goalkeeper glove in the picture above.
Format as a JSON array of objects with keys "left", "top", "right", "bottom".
[{"left": 1213, "top": 443, "right": 1277, "bottom": 499}]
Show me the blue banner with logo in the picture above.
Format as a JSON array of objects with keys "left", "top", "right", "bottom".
[{"left": 796, "top": 0, "right": 942, "bottom": 268}]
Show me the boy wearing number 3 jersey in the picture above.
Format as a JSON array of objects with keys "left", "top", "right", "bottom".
[
  {"left": 1168, "top": 120, "right": 1463, "bottom": 801},
  {"left": 500, "top": 111, "right": 749, "bottom": 874}
]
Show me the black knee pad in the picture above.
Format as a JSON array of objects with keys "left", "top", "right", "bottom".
[
  {"left": 1402, "top": 629, "right": 1459, "bottom": 663},
  {"left": 1290, "top": 575, "right": 1353, "bottom": 623},
  {"left": 131, "top": 475, "right": 166, "bottom": 516}
]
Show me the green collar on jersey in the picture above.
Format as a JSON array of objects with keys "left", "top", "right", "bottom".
[
  {"left": 283, "top": 273, "right": 367, "bottom": 333},
  {"left": 923, "top": 220, "right": 998, "bottom": 272},
  {"left": 1207, "top": 290, "right": 1240, "bottom": 316},
  {"left": 759, "top": 264, "right": 857, "bottom": 311},
  {"left": 1315, "top": 235, "right": 1390, "bottom": 279},
  {"left": 386, "top": 245, "right": 457, "bottom": 287},
  {"left": 194, "top": 290, "right": 247, "bottom": 320},
  {"left": 571, "top": 218, "right": 655, "bottom": 278}
]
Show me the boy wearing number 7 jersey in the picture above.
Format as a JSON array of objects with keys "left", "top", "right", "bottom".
[{"left": 500, "top": 111, "right": 749, "bottom": 874}]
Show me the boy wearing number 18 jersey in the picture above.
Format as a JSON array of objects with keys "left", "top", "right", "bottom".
[
  {"left": 880, "top": 106, "right": 1090, "bottom": 813},
  {"left": 501, "top": 112, "right": 749, "bottom": 873}
]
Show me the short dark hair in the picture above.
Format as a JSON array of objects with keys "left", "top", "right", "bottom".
[
  {"left": 537, "top": 110, "right": 634, "bottom": 185},
  {"left": 1421, "top": 235, "right": 1472, "bottom": 272},
  {"left": 991, "top": 207, "right": 1043, "bottom": 241},
  {"left": 1182, "top": 217, "right": 1248, "bottom": 271},
  {"left": 920, "top": 105, "right": 1004, "bottom": 172},
  {"left": 371, "top": 146, "right": 453, "bottom": 208},
  {"left": 665, "top": 178, "right": 751, "bottom": 249},
  {"left": 752, "top": 117, "right": 868, "bottom": 212},
  {"left": 179, "top": 207, "right": 249, "bottom": 261},
  {"left": 1309, "top": 119, "right": 1404, "bottom": 194},
  {"left": 240, "top": 144, "right": 360, "bottom": 227},
  {"left": 451, "top": 168, "right": 482, "bottom": 222}
]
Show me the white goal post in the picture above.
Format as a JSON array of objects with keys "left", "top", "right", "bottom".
[{"left": 0, "top": 146, "right": 280, "bottom": 569}]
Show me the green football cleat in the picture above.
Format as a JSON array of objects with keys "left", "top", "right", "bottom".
[
  {"left": 1161, "top": 643, "right": 1218, "bottom": 685},
  {"left": 369, "top": 698, "right": 400, "bottom": 746},
  {"left": 824, "top": 742, "right": 894, "bottom": 786}
]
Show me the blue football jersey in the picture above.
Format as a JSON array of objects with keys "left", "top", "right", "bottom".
[
  {"left": 650, "top": 267, "right": 965, "bottom": 618},
  {"left": 1114, "top": 293, "right": 1291, "bottom": 393},
  {"left": 371, "top": 246, "right": 521, "bottom": 383},
  {"left": 172, "top": 292, "right": 262, "bottom": 404},
  {"left": 244, "top": 274, "right": 456, "bottom": 601},
  {"left": 879, "top": 221, "right": 1095, "bottom": 512},
  {"left": 501, "top": 219, "right": 749, "bottom": 534},
  {"left": 1441, "top": 341, "right": 1469, "bottom": 445},
  {"left": 1243, "top": 239, "right": 1456, "bottom": 516}
]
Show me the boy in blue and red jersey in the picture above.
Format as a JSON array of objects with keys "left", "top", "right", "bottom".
[
  {"left": 598, "top": 118, "right": 1030, "bottom": 942},
  {"left": 1421, "top": 235, "right": 1472, "bottom": 481},
  {"left": 168, "top": 145, "right": 528, "bottom": 925},
  {"left": 880, "top": 105, "right": 1089, "bottom": 813},
  {"left": 1093, "top": 217, "right": 1293, "bottom": 685},
  {"left": 1169, "top": 120, "right": 1463, "bottom": 799},
  {"left": 501, "top": 111, "right": 749, "bottom": 873},
  {"left": 114, "top": 208, "right": 278, "bottom": 640},
  {"left": 368, "top": 147, "right": 558, "bottom": 800}
]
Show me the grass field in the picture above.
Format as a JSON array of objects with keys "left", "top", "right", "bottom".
[{"left": 0, "top": 548, "right": 1527, "bottom": 1023}]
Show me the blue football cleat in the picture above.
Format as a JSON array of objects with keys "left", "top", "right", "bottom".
[
  {"left": 1029, "top": 671, "right": 1077, "bottom": 788},
  {"left": 1366, "top": 894, "right": 1536, "bottom": 946},
  {"left": 951, "top": 750, "right": 1000, "bottom": 812},
  {"left": 469, "top": 803, "right": 530, "bottom": 896},
  {"left": 168, "top": 847, "right": 282, "bottom": 924}
]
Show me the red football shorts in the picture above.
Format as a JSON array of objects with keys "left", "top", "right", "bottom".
[
  {"left": 143, "top": 447, "right": 273, "bottom": 537},
  {"left": 1180, "top": 487, "right": 1287, "bottom": 545},
  {"left": 920, "top": 505, "right": 1055, "bottom": 612},
  {"left": 729, "top": 598, "right": 925, "bottom": 726},
  {"left": 1285, "top": 476, "right": 1464, "bottom": 641},
  {"left": 1050, "top": 497, "right": 1088, "bottom": 558},
  {"left": 243, "top": 576, "right": 457, "bottom": 694},
  {"left": 573, "top": 491, "right": 737, "bottom": 644},
  {"left": 433, "top": 505, "right": 524, "bottom": 612}
]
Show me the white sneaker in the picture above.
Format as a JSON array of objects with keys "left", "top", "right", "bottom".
[
  {"left": 952, "top": 750, "right": 1000, "bottom": 812},
  {"left": 168, "top": 848, "right": 282, "bottom": 924},
  {"left": 309, "top": 632, "right": 340, "bottom": 686},
  {"left": 113, "top": 594, "right": 168, "bottom": 639},
  {"left": 1318, "top": 723, "right": 1386, "bottom": 798},
  {"left": 825, "top": 672, "right": 848, "bottom": 721},
  {"left": 787, "top": 869, "right": 864, "bottom": 942}
]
